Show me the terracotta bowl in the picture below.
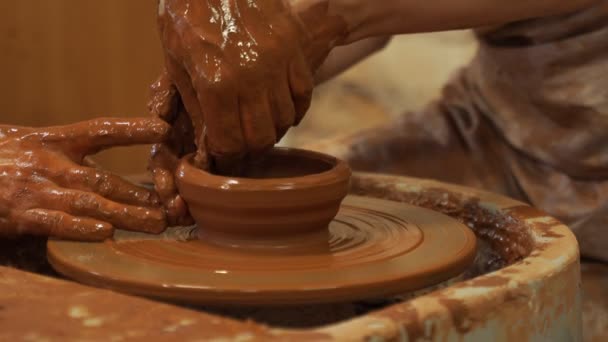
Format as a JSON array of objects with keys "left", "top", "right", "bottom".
[{"left": 176, "top": 148, "right": 352, "bottom": 239}]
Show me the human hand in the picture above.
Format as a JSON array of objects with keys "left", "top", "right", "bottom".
[
  {"left": 0, "top": 118, "right": 170, "bottom": 241},
  {"left": 148, "top": 70, "right": 196, "bottom": 226},
  {"left": 156, "top": 0, "right": 348, "bottom": 165}
]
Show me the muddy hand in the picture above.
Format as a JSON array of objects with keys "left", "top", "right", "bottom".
[
  {"left": 0, "top": 118, "right": 170, "bottom": 241},
  {"left": 156, "top": 0, "right": 348, "bottom": 164},
  {"left": 149, "top": 70, "right": 196, "bottom": 226}
]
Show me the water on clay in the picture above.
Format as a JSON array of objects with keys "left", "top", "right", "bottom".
[{"left": 1, "top": 183, "right": 533, "bottom": 328}]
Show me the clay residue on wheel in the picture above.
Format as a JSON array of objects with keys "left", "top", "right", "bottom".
[
  {"left": 350, "top": 176, "right": 535, "bottom": 270},
  {"left": 507, "top": 205, "right": 566, "bottom": 239}
]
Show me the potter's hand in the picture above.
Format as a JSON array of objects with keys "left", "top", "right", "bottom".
[
  {"left": 157, "top": 0, "right": 347, "bottom": 163},
  {"left": 149, "top": 71, "right": 196, "bottom": 226},
  {"left": 0, "top": 118, "right": 170, "bottom": 241}
]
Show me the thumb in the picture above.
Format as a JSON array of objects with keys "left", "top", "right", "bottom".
[{"left": 148, "top": 69, "right": 179, "bottom": 122}]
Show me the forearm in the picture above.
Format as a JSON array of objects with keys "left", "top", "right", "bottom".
[
  {"left": 314, "top": 36, "right": 391, "bottom": 84},
  {"left": 292, "top": 0, "right": 599, "bottom": 44}
]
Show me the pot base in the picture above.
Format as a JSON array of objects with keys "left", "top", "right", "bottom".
[{"left": 47, "top": 196, "right": 476, "bottom": 306}]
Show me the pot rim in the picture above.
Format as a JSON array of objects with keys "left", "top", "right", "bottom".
[{"left": 176, "top": 147, "right": 352, "bottom": 192}]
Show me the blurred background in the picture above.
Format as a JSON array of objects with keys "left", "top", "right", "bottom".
[{"left": 0, "top": 0, "right": 476, "bottom": 175}]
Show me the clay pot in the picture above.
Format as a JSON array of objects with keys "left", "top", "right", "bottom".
[{"left": 176, "top": 148, "right": 352, "bottom": 239}]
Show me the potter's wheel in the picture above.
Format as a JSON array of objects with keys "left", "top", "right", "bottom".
[{"left": 47, "top": 196, "right": 476, "bottom": 305}]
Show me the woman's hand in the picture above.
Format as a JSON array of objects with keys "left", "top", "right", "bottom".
[{"left": 0, "top": 118, "right": 170, "bottom": 241}]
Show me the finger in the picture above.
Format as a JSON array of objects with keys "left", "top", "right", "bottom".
[
  {"left": 149, "top": 86, "right": 196, "bottom": 170},
  {"left": 50, "top": 166, "right": 160, "bottom": 207},
  {"left": 13, "top": 209, "right": 113, "bottom": 241},
  {"left": 149, "top": 142, "right": 196, "bottom": 225},
  {"left": 150, "top": 143, "right": 180, "bottom": 176},
  {"left": 37, "top": 187, "right": 166, "bottom": 234},
  {"left": 194, "top": 78, "right": 245, "bottom": 161},
  {"left": 166, "top": 195, "right": 193, "bottom": 227},
  {"left": 165, "top": 57, "right": 205, "bottom": 143},
  {"left": 148, "top": 69, "right": 179, "bottom": 122},
  {"left": 288, "top": 52, "right": 314, "bottom": 125},
  {"left": 41, "top": 117, "right": 170, "bottom": 156},
  {"left": 150, "top": 144, "right": 179, "bottom": 200},
  {"left": 165, "top": 57, "right": 211, "bottom": 168},
  {"left": 271, "top": 80, "right": 297, "bottom": 141},
  {"left": 151, "top": 167, "right": 179, "bottom": 226},
  {"left": 151, "top": 165, "right": 192, "bottom": 226},
  {"left": 152, "top": 167, "right": 176, "bottom": 204},
  {"left": 239, "top": 91, "right": 277, "bottom": 153}
]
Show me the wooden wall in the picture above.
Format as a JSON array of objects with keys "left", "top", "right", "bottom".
[{"left": 0, "top": 0, "right": 164, "bottom": 175}]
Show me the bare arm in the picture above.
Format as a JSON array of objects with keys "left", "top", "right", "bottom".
[
  {"left": 300, "top": 0, "right": 597, "bottom": 82},
  {"left": 292, "top": 0, "right": 599, "bottom": 43},
  {"left": 314, "top": 36, "right": 391, "bottom": 84}
]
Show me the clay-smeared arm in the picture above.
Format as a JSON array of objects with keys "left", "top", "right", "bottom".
[{"left": 0, "top": 118, "right": 170, "bottom": 241}]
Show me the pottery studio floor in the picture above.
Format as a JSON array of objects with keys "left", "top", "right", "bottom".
[{"left": 280, "top": 31, "right": 608, "bottom": 342}]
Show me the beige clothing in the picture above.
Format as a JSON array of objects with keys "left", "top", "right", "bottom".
[
  {"left": 474, "top": 2, "right": 608, "bottom": 178},
  {"left": 330, "top": 2, "right": 608, "bottom": 262}
]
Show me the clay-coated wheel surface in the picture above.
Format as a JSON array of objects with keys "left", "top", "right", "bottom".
[{"left": 47, "top": 196, "right": 477, "bottom": 305}]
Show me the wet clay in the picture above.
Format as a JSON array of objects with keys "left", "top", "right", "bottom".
[
  {"left": 148, "top": 70, "right": 197, "bottom": 227},
  {"left": 153, "top": 0, "right": 348, "bottom": 164},
  {"left": 175, "top": 148, "right": 351, "bottom": 238},
  {"left": 149, "top": 0, "right": 348, "bottom": 223},
  {"left": 47, "top": 195, "right": 477, "bottom": 306},
  {"left": 349, "top": 176, "right": 535, "bottom": 270},
  {"left": 0, "top": 118, "right": 170, "bottom": 241}
]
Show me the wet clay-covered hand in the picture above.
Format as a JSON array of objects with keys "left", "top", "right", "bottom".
[
  {"left": 149, "top": 70, "right": 196, "bottom": 226},
  {"left": 0, "top": 118, "right": 170, "bottom": 241},
  {"left": 157, "top": 0, "right": 347, "bottom": 166}
]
